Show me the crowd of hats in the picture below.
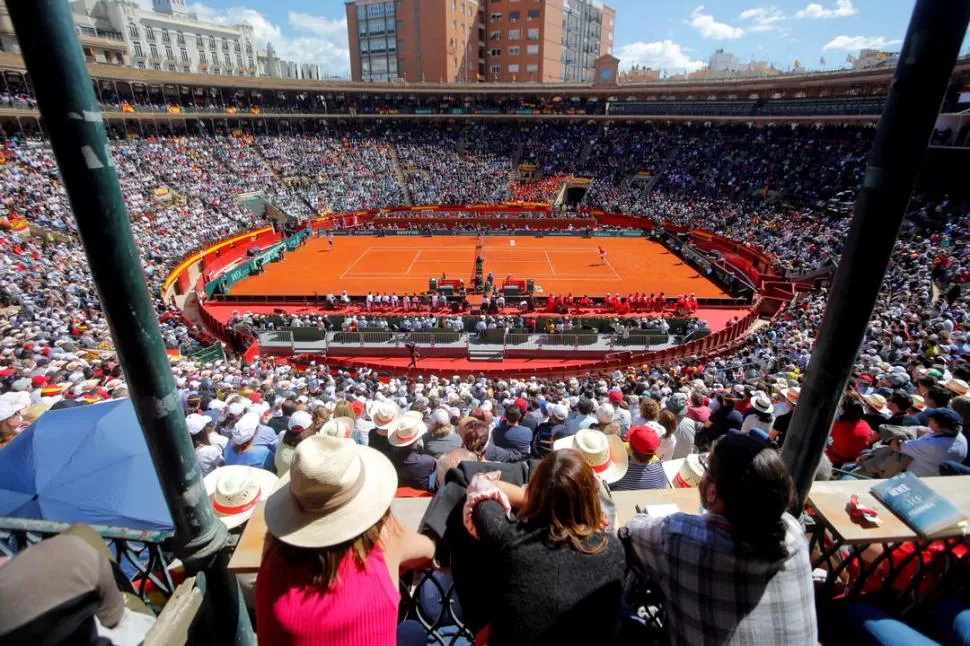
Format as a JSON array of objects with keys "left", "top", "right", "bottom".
[{"left": 0, "top": 122, "right": 965, "bottom": 439}]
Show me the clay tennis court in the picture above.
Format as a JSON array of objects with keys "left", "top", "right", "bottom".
[{"left": 228, "top": 235, "right": 728, "bottom": 298}]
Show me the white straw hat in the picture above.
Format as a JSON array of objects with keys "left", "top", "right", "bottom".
[
  {"left": 264, "top": 435, "right": 398, "bottom": 548},
  {"left": 388, "top": 413, "right": 428, "bottom": 448},
  {"left": 553, "top": 429, "right": 629, "bottom": 483},
  {"left": 370, "top": 400, "right": 401, "bottom": 430},
  {"left": 204, "top": 465, "right": 279, "bottom": 530},
  {"left": 319, "top": 416, "right": 355, "bottom": 440}
]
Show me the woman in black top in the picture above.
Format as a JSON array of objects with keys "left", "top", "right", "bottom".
[{"left": 462, "top": 450, "right": 626, "bottom": 645}]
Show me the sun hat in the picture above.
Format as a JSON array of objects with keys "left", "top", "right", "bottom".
[
  {"left": 388, "top": 413, "right": 428, "bottom": 448},
  {"left": 910, "top": 394, "right": 927, "bottom": 411},
  {"left": 627, "top": 425, "right": 660, "bottom": 457},
  {"left": 781, "top": 387, "right": 800, "bottom": 405},
  {"left": 750, "top": 394, "right": 772, "bottom": 415},
  {"left": 673, "top": 454, "right": 706, "bottom": 488},
  {"left": 0, "top": 400, "right": 22, "bottom": 422},
  {"left": 264, "top": 435, "right": 398, "bottom": 548},
  {"left": 319, "top": 416, "right": 355, "bottom": 440},
  {"left": 287, "top": 410, "right": 313, "bottom": 431},
  {"left": 945, "top": 379, "right": 970, "bottom": 396},
  {"left": 231, "top": 413, "right": 260, "bottom": 446},
  {"left": 185, "top": 413, "right": 211, "bottom": 436},
  {"left": 370, "top": 400, "right": 401, "bottom": 430},
  {"left": 862, "top": 393, "right": 891, "bottom": 416},
  {"left": 204, "top": 465, "right": 279, "bottom": 530},
  {"left": 547, "top": 403, "right": 569, "bottom": 420},
  {"left": 553, "top": 429, "right": 629, "bottom": 484},
  {"left": 595, "top": 403, "right": 615, "bottom": 424}
]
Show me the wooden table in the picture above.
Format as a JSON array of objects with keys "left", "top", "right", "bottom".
[
  {"left": 228, "top": 498, "right": 433, "bottom": 573},
  {"left": 612, "top": 488, "right": 701, "bottom": 528},
  {"left": 808, "top": 476, "right": 970, "bottom": 544}
]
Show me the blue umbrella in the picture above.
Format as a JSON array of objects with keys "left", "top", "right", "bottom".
[{"left": 0, "top": 399, "right": 174, "bottom": 531}]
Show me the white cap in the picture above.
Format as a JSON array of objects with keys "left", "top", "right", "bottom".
[
  {"left": 595, "top": 403, "right": 615, "bottom": 424},
  {"left": 185, "top": 413, "right": 210, "bottom": 436},
  {"left": 208, "top": 399, "right": 227, "bottom": 411},
  {"left": 288, "top": 410, "right": 313, "bottom": 431},
  {"left": 547, "top": 403, "right": 569, "bottom": 420},
  {"left": 0, "top": 400, "right": 22, "bottom": 422},
  {"left": 227, "top": 402, "right": 246, "bottom": 417},
  {"left": 231, "top": 413, "right": 260, "bottom": 446},
  {"left": 431, "top": 408, "right": 451, "bottom": 426}
]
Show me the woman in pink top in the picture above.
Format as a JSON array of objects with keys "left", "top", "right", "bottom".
[{"left": 256, "top": 435, "right": 435, "bottom": 646}]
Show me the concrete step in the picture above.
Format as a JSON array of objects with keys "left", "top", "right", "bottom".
[{"left": 468, "top": 348, "right": 504, "bottom": 361}]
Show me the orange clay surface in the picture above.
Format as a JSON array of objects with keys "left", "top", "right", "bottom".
[{"left": 229, "top": 235, "right": 729, "bottom": 299}]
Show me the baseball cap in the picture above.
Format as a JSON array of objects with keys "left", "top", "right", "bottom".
[
  {"left": 185, "top": 413, "right": 211, "bottom": 436},
  {"left": 666, "top": 393, "right": 688, "bottom": 415},
  {"left": 288, "top": 410, "right": 313, "bottom": 431},
  {"left": 608, "top": 390, "right": 623, "bottom": 404},
  {"left": 227, "top": 402, "right": 246, "bottom": 417},
  {"left": 231, "top": 413, "right": 260, "bottom": 446},
  {"left": 627, "top": 425, "right": 660, "bottom": 457},
  {"left": 928, "top": 407, "right": 962, "bottom": 430}
]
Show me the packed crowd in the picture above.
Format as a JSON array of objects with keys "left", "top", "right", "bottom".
[{"left": 0, "top": 118, "right": 967, "bottom": 643}]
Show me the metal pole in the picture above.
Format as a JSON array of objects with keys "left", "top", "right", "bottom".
[
  {"left": 5, "top": 2, "right": 254, "bottom": 643},
  {"left": 781, "top": 0, "right": 970, "bottom": 509}
]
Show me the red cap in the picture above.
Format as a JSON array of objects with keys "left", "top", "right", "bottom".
[
  {"left": 627, "top": 425, "right": 660, "bottom": 456},
  {"left": 247, "top": 392, "right": 262, "bottom": 404},
  {"left": 350, "top": 400, "right": 365, "bottom": 416},
  {"left": 0, "top": 368, "right": 15, "bottom": 378},
  {"left": 31, "top": 375, "right": 49, "bottom": 387},
  {"left": 514, "top": 398, "right": 528, "bottom": 413},
  {"left": 608, "top": 390, "right": 623, "bottom": 404}
]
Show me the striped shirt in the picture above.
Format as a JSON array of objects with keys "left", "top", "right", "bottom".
[{"left": 611, "top": 461, "right": 669, "bottom": 491}]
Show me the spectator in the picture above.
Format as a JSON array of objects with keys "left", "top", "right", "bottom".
[
  {"left": 624, "top": 434, "right": 816, "bottom": 645},
  {"left": 187, "top": 412, "right": 224, "bottom": 476},
  {"left": 460, "top": 449, "right": 626, "bottom": 644},
  {"left": 533, "top": 402, "right": 569, "bottom": 457},
  {"left": 666, "top": 393, "right": 699, "bottom": 459},
  {"left": 256, "top": 435, "right": 434, "bottom": 644},
  {"left": 896, "top": 407, "right": 968, "bottom": 476},
  {"left": 567, "top": 397, "right": 597, "bottom": 434},
  {"left": 657, "top": 409, "right": 679, "bottom": 461},
  {"left": 492, "top": 404, "right": 532, "bottom": 458},
  {"left": 740, "top": 393, "right": 775, "bottom": 442},
  {"left": 388, "top": 413, "right": 436, "bottom": 491},
  {"left": 225, "top": 413, "right": 276, "bottom": 473},
  {"left": 274, "top": 410, "right": 314, "bottom": 476},
  {"left": 825, "top": 397, "right": 873, "bottom": 467},
  {"left": 686, "top": 389, "right": 711, "bottom": 424},
  {"left": 612, "top": 424, "right": 669, "bottom": 491},
  {"left": 423, "top": 408, "right": 462, "bottom": 458}
]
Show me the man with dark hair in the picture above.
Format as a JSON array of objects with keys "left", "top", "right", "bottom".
[
  {"left": 267, "top": 398, "right": 297, "bottom": 434},
  {"left": 491, "top": 404, "right": 532, "bottom": 458},
  {"left": 916, "top": 386, "right": 953, "bottom": 425},
  {"left": 566, "top": 397, "right": 596, "bottom": 435},
  {"left": 885, "top": 391, "right": 919, "bottom": 427},
  {"left": 623, "top": 435, "right": 816, "bottom": 644}
]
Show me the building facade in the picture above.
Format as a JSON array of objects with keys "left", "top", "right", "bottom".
[
  {"left": 345, "top": 0, "right": 614, "bottom": 84},
  {"left": 709, "top": 49, "right": 742, "bottom": 73},
  {"left": 1, "top": 0, "right": 261, "bottom": 77}
]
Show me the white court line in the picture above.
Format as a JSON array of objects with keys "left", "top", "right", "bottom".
[
  {"left": 339, "top": 248, "right": 374, "bottom": 279},
  {"left": 342, "top": 273, "right": 623, "bottom": 281},
  {"left": 415, "top": 260, "right": 549, "bottom": 264},
  {"left": 603, "top": 257, "right": 622, "bottom": 280},
  {"left": 543, "top": 250, "right": 557, "bottom": 276},
  {"left": 404, "top": 249, "right": 422, "bottom": 274}
]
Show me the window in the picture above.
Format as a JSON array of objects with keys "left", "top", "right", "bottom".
[
  {"left": 490, "top": 64, "right": 500, "bottom": 73},
  {"left": 489, "top": 47, "right": 501, "bottom": 56},
  {"left": 168, "top": 64, "right": 176, "bottom": 71},
  {"left": 149, "top": 43, "right": 158, "bottom": 57},
  {"left": 180, "top": 47, "right": 188, "bottom": 61},
  {"left": 526, "top": 27, "right": 539, "bottom": 40},
  {"left": 608, "top": 32, "right": 613, "bottom": 41},
  {"left": 137, "top": 61, "right": 146, "bottom": 69},
  {"left": 386, "top": 18, "right": 395, "bottom": 33},
  {"left": 152, "top": 62, "right": 161, "bottom": 70},
  {"left": 177, "top": 31, "right": 185, "bottom": 45},
  {"left": 199, "top": 51, "right": 207, "bottom": 63},
  {"left": 222, "top": 38, "right": 229, "bottom": 51},
  {"left": 528, "top": 8, "right": 539, "bottom": 19},
  {"left": 246, "top": 42, "right": 253, "bottom": 54},
  {"left": 133, "top": 41, "right": 143, "bottom": 56},
  {"left": 385, "top": 1, "right": 394, "bottom": 14},
  {"left": 183, "top": 66, "right": 190, "bottom": 73},
  {"left": 508, "top": 29, "right": 520, "bottom": 40},
  {"left": 128, "top": 23, "right": 138, "bottom": 39},
  {"left": 224, "top": 53, "right": 231, "bottom": 65},
  {"left": 359, "top": 22, "right": 367, "bottom": 36},
  {"left": 526, "top": 43, "right": 538, "bottom": 54},
  {"left": 209, "top": 36, "right": 216, "bottom": 49},
  {"left": 509, "top": 11, "right": 519, "bottom": 21},
  {"left": 161, "top": 28, "right": 170, "bottom": 43},
  {"left": 196, "top": 34, "right": 203, "bottom": 48},
  {"left": 526, "top": 63, "right": 538, "bottom": 72},
  {"left": 367, "top": 3, "right": 384, "bottom": 17},
  {"left": 489, "top": 12, "right": 501, "bottom": 23},
  {"left": 357, "top": 5, "right": 366, "bottom": 19},
  {"left": 508, "top": 63, "right": 519, "bottom": 72},
  {"left": 360, "top": 39, "right": 369, "bottom": 52},
  {"left": 146, "top": 25, "right": 155, "bottom": 41},
  {"left": 236, "top": 55, "right": 243, "bottom": 67},
  {"left": 248, "top": 56, "right": 254, "bottom": 68},
  {"left": 508, "top": 45, "right": 520, "bottom": 55},
  {"left": 165, "top": 45, "right": 174, "bottom": 59},
  {"left": 490, "top": 30, "right": 500, "bottom": 40},
  {"left": 234, "top": 41, "right": 241, "bottom": 53}
]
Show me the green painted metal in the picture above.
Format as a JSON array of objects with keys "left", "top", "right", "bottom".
[{"left": 4, "top": 2, "right": 254, "bottom": 643}]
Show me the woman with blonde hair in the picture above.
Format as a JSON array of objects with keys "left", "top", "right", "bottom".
[
  {"left": 460, "top": 449, "right": 626, "bottom": 643},
  {"left": 256, "top": 435, "right": 435, "bottom": 644}
]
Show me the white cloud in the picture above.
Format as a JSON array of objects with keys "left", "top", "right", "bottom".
[
  {"left": 738, "top": 6, "right": 785, "bottom": 32},
  {"left": 822, "top": 35, "right": 901, "bottom": 51},
  {"left": 689, "top": 6, "right": 745, "bottom": 40},
  {"left": 616, "top": 40, "right": 705, "bottom": 73},
  {"left": 794, "top": 0, "right": 857, "bottom": 19},
  {"left": 186, "top": 3, "right": 350, "bottom": 75}
]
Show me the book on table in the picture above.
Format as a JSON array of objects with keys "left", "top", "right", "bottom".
[{"left": 870, "top": 472, "right": 967, "bottom": 538}]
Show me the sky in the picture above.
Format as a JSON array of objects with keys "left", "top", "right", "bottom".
[{"left": 172, "top": 0, "right": 951, "bottom": 78}]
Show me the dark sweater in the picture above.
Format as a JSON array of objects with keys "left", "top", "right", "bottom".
[{"left": 471, "top": 500, "right": 626, "bottom": 645}]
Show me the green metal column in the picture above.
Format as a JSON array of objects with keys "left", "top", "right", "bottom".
[
  {"left": 781, "top": 0, "right": 970, "bottom": 509},
  {"left": 5, "top": 2, "right": 253, "bottom": 643}
]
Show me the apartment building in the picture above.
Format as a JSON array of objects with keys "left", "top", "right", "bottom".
[{"left": 345, "top": 0, "right": 614, "bottom": 84}]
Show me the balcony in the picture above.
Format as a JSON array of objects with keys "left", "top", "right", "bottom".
[{"left": 78, "top": 32, "right": 128, "bottom": 51}]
